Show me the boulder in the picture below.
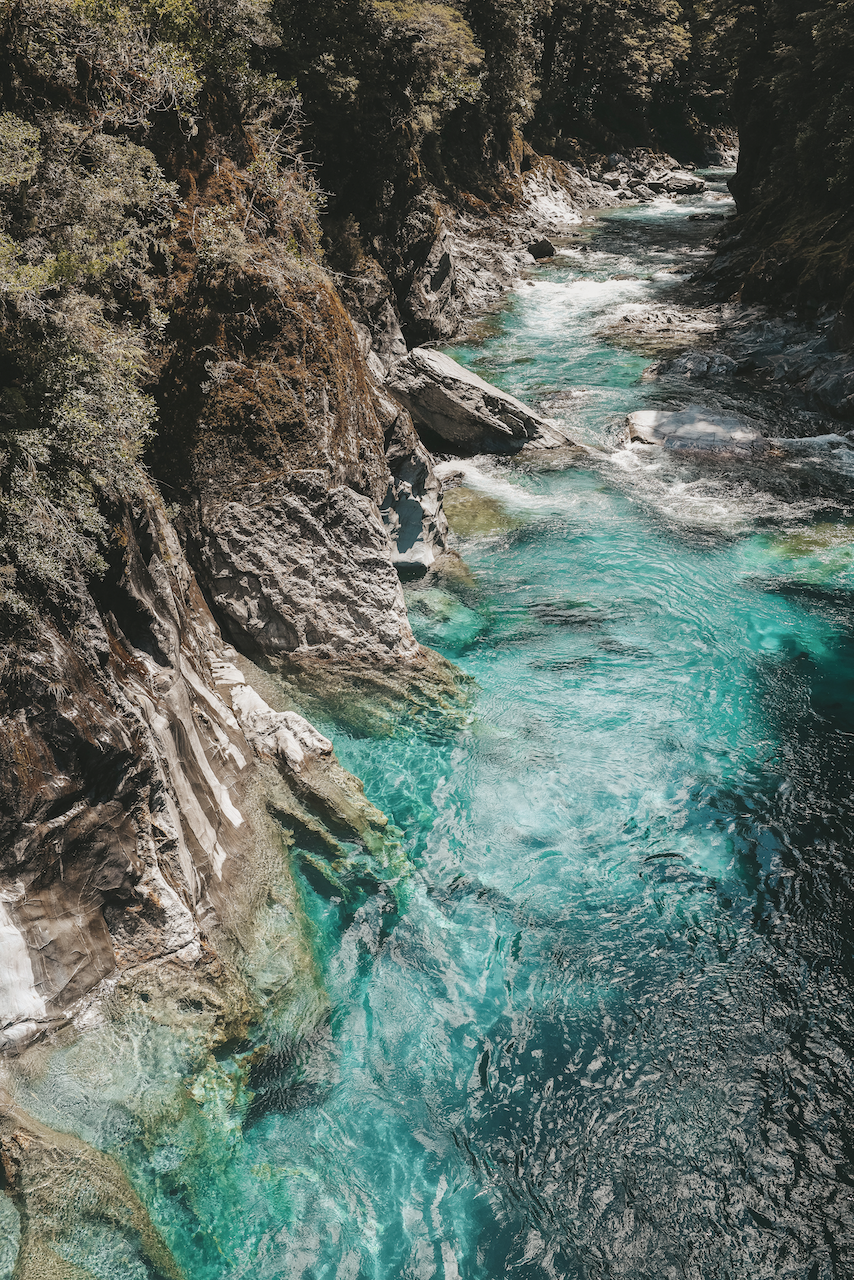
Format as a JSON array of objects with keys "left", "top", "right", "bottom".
[
  {"left": 527, "top": 237, "right": 556, "bottom": 260},
  {"left": 653, "top": 351, "right": 738, "bottom": 379},
  {"left": 633, "top": 185, "right": 656, "bottom": 202},
  {"left": 666, "top": 171, "right": 706, "bottom": 194},
  {"left": 387, "top": 347, "right": 576, "bottom": 452},
  {"left": 626, "top": 405, "right": 765, "bottom": 454}
]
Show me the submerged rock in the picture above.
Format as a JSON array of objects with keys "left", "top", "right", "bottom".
[
  {"left": 387, "top": 348, "right": 576, "bottom": 453},
  {"left": 0, "top": 1095, "right": 184, "bottom": 1280},
  {"left": 269, "top": 645, "right": 471, "bottom": 739},
  {"left": 442, "top": 486, "right": 525, "bottom": 537},
  {"left": 626, "top": 405, "right": 766, "bottom": 453}
]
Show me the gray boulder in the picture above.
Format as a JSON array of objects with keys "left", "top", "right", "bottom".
[
  {"left": 387, "top": 347, "right": 576, "bottom": 452},
  {"left": 655, "top": 351, "right": 738, "bottom": 379},
  {"left": 666, "top": 171, "right": 706, "bottom": 194},
  {"left": 626, "top": 405, "right": 765, "bottom": 454}
]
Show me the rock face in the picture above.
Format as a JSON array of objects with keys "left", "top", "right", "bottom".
[
  {"left": 198, "top": 475, "right": 420, "bottom": 663},
  {"left": 0, "top": 472, "right": 430, "bottom": 1269},
  {"left": 626, "top": 405, "right": 766, "bottom": 454},
  {"left": 0, "top": 490, "right": 408, "bottom": 1057},
  {"left": 387, "top": 348, "right": 576, "bottom": 452},
  {"left": 373, "top": 164, "right": 604, "bottom": 349}
]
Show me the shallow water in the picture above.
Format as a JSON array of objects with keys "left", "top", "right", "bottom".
[{"left": 12, "top": 177, "right": 854, "bottom": 1280}]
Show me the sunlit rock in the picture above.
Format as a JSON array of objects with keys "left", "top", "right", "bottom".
[
  {"left": 626, "top": 405, "right": 766, "bottom": 453},
  {"left": 387, "top": 348, "right": 576, "bottom": 453}
]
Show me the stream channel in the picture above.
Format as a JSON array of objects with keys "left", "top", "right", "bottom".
[{"left": 8, "top": 173, "right": 854, "bottom": 1280}]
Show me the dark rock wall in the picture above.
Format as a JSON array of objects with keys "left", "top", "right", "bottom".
[{"left": 717, "top": 1, "right": 854, "bottom": 323}]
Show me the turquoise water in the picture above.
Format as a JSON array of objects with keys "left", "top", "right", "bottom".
[{"left": 13, "top": 180, "right": 854, "bottom": 1279}]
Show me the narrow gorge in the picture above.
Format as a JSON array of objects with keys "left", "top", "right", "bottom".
[{"left": 2, "top": 1, "right": 854, "bottom": 1278}]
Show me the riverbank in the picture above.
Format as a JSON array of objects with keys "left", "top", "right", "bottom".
[{"left": 5, "top": 176, "right": 854, "bottom": 1280}]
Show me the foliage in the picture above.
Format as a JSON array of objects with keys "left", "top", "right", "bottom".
[
  {"left": 463, "top": 0, "right": 540, "bottom": 142},
  {"left": 0, "top": 0, "right": 327, "bottom": 618},
  {"left": 370, "top": 1, "right": 482, "bottom": 128},
  {"left": 272, "top": 0, "right": 485, "bottom": 216},
  {"left": 0, "top": 114, "right": 177, "bottom": 613},
  {"left": 721, "top": 0, "right": 854, "bottom": 214},
  {"left": 0, "top": 312, "right": 156, "bottom": 615},
  {"left": 0, "top": 115, "right": 42, "bottom": 187}
]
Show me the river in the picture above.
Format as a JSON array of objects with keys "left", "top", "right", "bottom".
[{"left": 8, "top": 175, "right": 854, "bottom": 1280}]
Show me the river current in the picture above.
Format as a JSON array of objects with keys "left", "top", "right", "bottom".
[{"left": 7, "top": 176, "right": 854, "bottom": 1280}]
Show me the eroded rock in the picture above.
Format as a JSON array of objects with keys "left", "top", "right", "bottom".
[
  {"left": 387, "top": 348, "right": 576, "bottom": 453},
  {"left": 198, "top": 474, "right": 419, "bottom": 662},
  {"left": 374, "top": 382, "right": 450, "bottom": 575}
]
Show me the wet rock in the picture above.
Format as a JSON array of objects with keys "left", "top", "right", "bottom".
[
  {"left": 600, "top": 303, "right": 722, "bottom": 355},
  {"left": 0, "top": 1093, "right": 184, "bottom": 1280},
  {"left": 626, "top": 405, "right": 766, "bottom": 454},
  {"left": 387, "top": 348, "right": 576, "bottom": 453},
  {"left": 374, "top": 383, "right": 449, "bottom": 575},
  {"left": 527, "top": 237, "right": 555, "bottom": 260},
  {"left": 633, "top": 185, "right": 656, "bottom": 202},
  {"left": 211, "top": 656, "right": 402, "bottom": 892},
  {"left": 803, "top": 365, "right": 854, "bottom": 420},
  {"left": 650, "top": 350, "right": 738, "bottom": 379}
]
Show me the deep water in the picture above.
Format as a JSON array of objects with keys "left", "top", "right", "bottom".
[{"left": 11, "top": 178, "right": 854, "bottom": 1280}]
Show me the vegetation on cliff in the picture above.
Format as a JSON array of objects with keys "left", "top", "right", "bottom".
[{"left": 0, "top": 0, "right": 323, "bottom": 624}]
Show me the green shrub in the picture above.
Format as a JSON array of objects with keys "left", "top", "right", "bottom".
[
  {"left": 0, "top": 315, "right": 156, "bottom": 616},
  {"left": 0, "top": 116, "right": 42, "bottom": 187}
]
